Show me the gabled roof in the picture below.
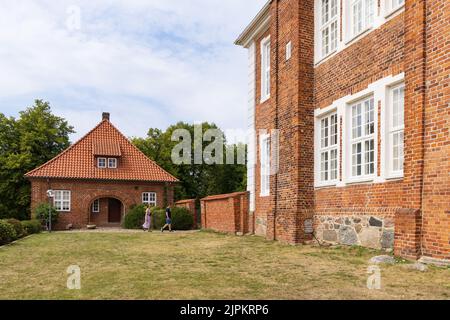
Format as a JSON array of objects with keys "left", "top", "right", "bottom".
[
  {"left": 25, "top": 117, "right": 179, "bottom": 183},
  {"left": 235, "top": 0, "right": 271, "bottom": 48}
]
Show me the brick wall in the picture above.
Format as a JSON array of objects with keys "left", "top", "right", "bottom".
[
  {"left": 175, "top": 199, "right": 198, "bottom": 229},
  {"left": 421, "top": 0, "right": 450, "bottom": 260},
  {"left": 241, "top": 0, "right": 448, "bottom": 261},
  {"left": 200, "top": 192, "right": 252, "bottom": 235},
  {"left": 29, "top": 178, "right": 174, "bottom": 230},
  {"left": 394, "top": 209, "right": 422, "bottom": 259}
]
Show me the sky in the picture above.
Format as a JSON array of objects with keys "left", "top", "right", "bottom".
[{"left": 0, "top": 0, "right": 267, "bottom": 142}]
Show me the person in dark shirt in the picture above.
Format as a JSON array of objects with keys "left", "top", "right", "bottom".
[{"left": 161, "top": 206, "right": 173, "bottom": 232}]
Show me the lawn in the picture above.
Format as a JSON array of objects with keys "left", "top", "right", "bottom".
[{"left": 0, "top": 230, "right": 448, "bottom": 300}]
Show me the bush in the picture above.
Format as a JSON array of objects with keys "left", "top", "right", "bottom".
[
  {"left": 6, "top": 219, "right": 26, "bottom": 239},
  {"left": 21, "top": 220, "right": 42, "bottom": 235},
  {"left": 123, "top": 204, "right": 147, "bottom": 229},
  {"left": 34, "top": 203, "right": 59, "bottom": 226},
  {"left": 153, "top": 207, "right": 194, "bottom": 230},
  {"left": 0, "top": 220, "right": 17, "bottom": 245}
]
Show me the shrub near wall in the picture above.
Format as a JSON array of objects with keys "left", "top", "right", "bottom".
[
  {"left": 6, "top": 219, "right": 26, "bottom": 238},
  {"left": 0, "top": 220, "right": 17, "bottom": 245},
  {"left": 123, "top": 204, "right": 147, "bottom": 229},
  {"left": 21, "top": 220, "right": 42, "bottom": 235},
  {"left": 153, "top": 207, "right": 194, "bottom": 230}
]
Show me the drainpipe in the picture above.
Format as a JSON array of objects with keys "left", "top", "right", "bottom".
[{"left": 272, "top": 0, "right": 279, "bottom": 241}]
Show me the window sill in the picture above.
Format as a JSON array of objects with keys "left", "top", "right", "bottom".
[
  {"left": 344, "top": 26, "right": 373, "bottom": 46},
  {"left": 345, "top": 176, "right": 376, "bottom": 185},
  {"left": 386, "top": 173, "right": 404, "bottom": 181},
  {"left": 260, "top": 95, "right": 270, "bottom": 104},
  {"left": 384, "top": 5, "right": 405, "bottom": 19},
  {"left": 259, "top": 193, "right": 270, "bottom": 198},
  {"left": 314, "top": 49, "right": 338, "bottom": 66},
  {"left": 315, "top": 182, "right": 338, "bottom": 189}
]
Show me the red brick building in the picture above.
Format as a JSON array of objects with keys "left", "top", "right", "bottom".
[
  {"left": 25, "top": 113, "right": 178, "bottom": 229},
  {"left": 236, "top": 0, "right": 448, "bottom": 263}
]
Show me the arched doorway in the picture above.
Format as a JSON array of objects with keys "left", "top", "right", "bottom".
[{"left": 88, "top": 197, "right": 125, "bottom": 227}]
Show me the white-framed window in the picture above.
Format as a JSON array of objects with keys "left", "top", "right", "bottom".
[
  {"left": 97, "top": 157, "right": 106, "bottom": 168},
  {"left": 349, "top": 96, "right": 376, "bottom": 179},
  {"left": 54, "top": 190, "right": 71, "bottom": 212},
  {"left": 92, "top": 199, "right": 100, "bottom": 213},
  {"left": 385, "top": 0, "right": 404, "bottom": 16},
  {"left": 319, "top": 113, "right": 339, "bottom": 183},
  {"left": 387, "top": 83, "right": 404, "bottom": 177},
  {"left": 320, "top": 0, "right": 338, "bottom": 58},
  {"left": 286, "top": 41, "right": 292, "bottom": 61},
  {"left": 261, "top": 36, "right": 271, "bottom": 102},
  {"left": 351, "top": 0, "right": 375, "bottom": 37},
  {"left": 142, "top": 192, "right": 157, "bottom": 207},
  {"left": 108, "top": 158, "right": 117, "bottom": 168},
  {"left": 260, "top": 134, "right": 270, "bottom": 196}
]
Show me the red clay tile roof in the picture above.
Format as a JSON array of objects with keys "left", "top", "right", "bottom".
[
  {"left": 25, "top": 119, "right": 179, "bottom": 183},
  {"left": 93, "top": 140, "right": 122, "bottom": 157}
]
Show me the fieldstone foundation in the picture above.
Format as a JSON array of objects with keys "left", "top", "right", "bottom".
[{"left": 314, "top": 215, "right": 395, "bottom": 250}]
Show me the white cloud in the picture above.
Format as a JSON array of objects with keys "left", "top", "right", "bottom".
[{"left": 0, "top": 0, "right": 267, "bottom": 141}]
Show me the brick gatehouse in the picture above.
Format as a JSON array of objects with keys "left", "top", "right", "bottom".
[
  {"left": 233, "top": 0, "right": 449, "bottom": 263},
  {"left": 25, "top": 113, "right": 178, "bottom": 229}
]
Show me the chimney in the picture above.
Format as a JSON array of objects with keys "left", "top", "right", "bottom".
[{"left": 102, "top": 112, "right": 110, "bottom": 121}]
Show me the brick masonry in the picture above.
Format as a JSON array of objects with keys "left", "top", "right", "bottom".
[
  {"left": 175, "top": 199, "right": 198, "bottom": 229},
  {"left": 200, "top": 192, "right": 252, "bottom": 235},
  {"left": 29, "top": 178, "right": 174, "bottom": 230},
  {"left": 237, "top": 0, "right": 449, "bottom": 261}
]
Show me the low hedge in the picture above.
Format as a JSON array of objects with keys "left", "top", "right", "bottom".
[
  {"left": 123, "top": 206, "right": 193, "bottom": 230},
  {"left": 21, "top": 220, "right": 42, "bottom": 235},
  {"left": 152, "top": 207, "right": 194, "bottom": 230},
  {"left": 0, "top": 220, "right": 17, "bottom": 245},
  {"left": 6, "top": 219, "right": 26, "bottom": 239},
  {"left": 123, "top": 204, "right": 148, "bottom": 229}
]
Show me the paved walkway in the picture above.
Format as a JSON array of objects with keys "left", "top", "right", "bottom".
[{"left": 59, "top": 228, "right": 201, "bottom": 234}]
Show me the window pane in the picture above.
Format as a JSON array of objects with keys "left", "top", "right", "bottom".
[
  {"left": 322, "top": 28, "right": 329, "bottom": 56},
  {"left": 352, "top": 143, "right": 362, "bottom": 176},
  {"left": 352, "top": 104, "right": 362, "bottom": 139},
  {"left": 330, "top": 21, "right": 337, "bottom": 51},
  {"left": 322, "top": 0, "right": 329, "bottom": 25},
  {"left": 331, "top": 0, "right": 337, "bottom": 18},
  {"left": 365, "top": 98, "right": 374, "bottom": 135},
  {"left": 330, "top": 149, "right": 338, "bottom": 180},
  {"left": 365, "top": 139, "right": 375, "bottom": 175}
]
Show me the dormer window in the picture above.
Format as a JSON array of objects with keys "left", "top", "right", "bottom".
[
  {"left": 98, "top": 158, "right": 107, "bottom": 168},
  {"left": 108, "top": 158, "right": 117, "bottom": 168}
]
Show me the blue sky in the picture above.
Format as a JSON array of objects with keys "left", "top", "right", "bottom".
[{"left": 0, "top": 0, "right": 267, "bottom": 142}]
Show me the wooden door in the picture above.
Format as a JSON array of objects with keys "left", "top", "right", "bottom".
[{"left": 108, "top": 198, "right": 122, "bottom": 223}]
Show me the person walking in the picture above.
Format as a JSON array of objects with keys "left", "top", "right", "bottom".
[
  {"left": 161, "top": 206, "right": 173, "bottom": 232},
  {"left": 142, "top": 205, "right": 152, "bottom": 232}
]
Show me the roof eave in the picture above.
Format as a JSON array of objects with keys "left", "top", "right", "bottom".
[
  {"left": 25, "top": 176, "right": 179, "bottom": 184},
  {"left": 235, "top": 0, "right": 272, "bottom": 48}
]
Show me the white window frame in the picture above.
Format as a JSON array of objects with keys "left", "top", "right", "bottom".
[
  {"left": 108, "top": 158, "right": 117, "bottom": 168},
  {"left": 386, "top": 82, "right": 405, "bottom": 178},
  {"left": 260, "top": 36, "right": 271, "bottom": 103},
  {"left": 347, "top": 96, "right": 376, "bottom": 182},
  {"left": 319, "top": 0, "right": 339, "bottom": 59},
  {"left": 97, "top": 157, "right": 107, "bottom": 168},
  {"left": 286, "top": 41, "right": 292, "bottom": 61},
  {"left": 318, "top": 112, "right": 339, "bottom": 185},
  {"left": 350, "top": 0, "right": 375, "bottom": 39},
  {"left": 260, "top": 133, "right": 270, "bottom": 197},
  {"left": 92, "top": 199, "right": 100, "bottom": 213},
  {"left": 54, "top": 190, "right": 71, "bottom": 212},
  {"left": 142, "top": 192, "right": 157, "bottom": 207},
  {"left": 384, "top": 0, "right": 405, "bottom": 17}
]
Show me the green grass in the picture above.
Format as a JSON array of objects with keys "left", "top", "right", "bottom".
[{"left": 0, "top": 230, "right": 448, "bottom": 300}]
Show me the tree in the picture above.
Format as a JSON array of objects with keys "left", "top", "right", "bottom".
[
  {"left": 0, "top": 100, "right": 74, "bottom": 219},
  {"left": 132, "top": 122, "right": 247, "bottom": 202}
]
